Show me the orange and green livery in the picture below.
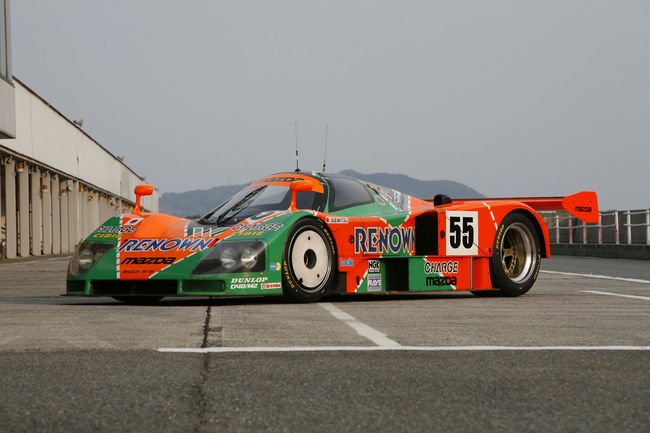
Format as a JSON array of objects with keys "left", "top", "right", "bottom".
[{"left": 66, "top": 171, "right": 598, "bottom": 303}]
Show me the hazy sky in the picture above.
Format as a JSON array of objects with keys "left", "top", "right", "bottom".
[{"left": 10, "top": 0, "right": 650, "bottom": 209}]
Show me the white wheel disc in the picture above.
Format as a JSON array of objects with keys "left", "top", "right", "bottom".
[{"left": 290, "top": 229, "right": 331, "bottom": 291}]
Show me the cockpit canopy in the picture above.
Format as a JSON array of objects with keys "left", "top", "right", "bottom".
[{"left": 200, "top": 172, "right": 414, "bottom": 226}]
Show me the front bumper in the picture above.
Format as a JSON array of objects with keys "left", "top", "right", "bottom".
[{"left": 66, "top": 277, "right": 280, "bottom": 297}]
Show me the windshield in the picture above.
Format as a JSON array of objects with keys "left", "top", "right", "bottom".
[{"left": 201, "top": 185, "right": 324, "bottom": 226}]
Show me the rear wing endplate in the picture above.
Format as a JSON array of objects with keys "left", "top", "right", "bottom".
[{"left": 516, "top": 191, "right": 599, "bottom": 223}]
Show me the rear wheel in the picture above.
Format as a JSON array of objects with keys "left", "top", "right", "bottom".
[
  {"left": 282, "top": 219, "right": 336, "bottom": 302},
  {"left": 112, "top": 296, "right": 164, "bottom": 304},
  {"left": 475, "top": 213, "right": 540, "bottom": 297}
]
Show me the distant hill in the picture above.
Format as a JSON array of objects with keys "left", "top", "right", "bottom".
[
  {"left": 339, "top": 170, "right": 483, "bottom": 201},
  {"left": 160, "top": 170, "right": 483, "bottom": 217},
  {"left": 160, "top": 184, "right": 246, "bottom": 218}
]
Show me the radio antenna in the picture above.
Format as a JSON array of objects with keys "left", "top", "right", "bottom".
[
  {"left": 321, "top": 124, "right": 329, "bottom": 172},
  {"left": 294, "top": 120, "right": 300, "bottom": 172}
]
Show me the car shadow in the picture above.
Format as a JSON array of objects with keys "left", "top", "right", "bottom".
[
  {"left": 1, "top": 290, "right": 481, "bottom": 307},
  {"left": 49, "top": 291, "right": 477, "bottom": 307}
]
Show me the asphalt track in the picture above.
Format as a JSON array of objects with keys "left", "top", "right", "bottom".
[{"left": 0, "top": 256, "right": 649, "bottom": 432}]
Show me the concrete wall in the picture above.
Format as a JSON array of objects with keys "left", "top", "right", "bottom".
[
  {"left": 0, "top": 78, "right": 15, "bottom": 139},
  {"left": 0, "top": 0, "right": 14, "bottom": 139},
  {"left": 0, "top": 79, "right": 158, "bottom": 211},
  {"left": 0, "top": 156, "right": 146, "bottom": 259},
  {"left": 0, "top": 78, "right": 159, "bottom": 259}
]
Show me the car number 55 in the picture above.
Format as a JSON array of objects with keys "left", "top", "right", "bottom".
[{"left": 446, "top": 211, "right": 478, "bottom": 255}]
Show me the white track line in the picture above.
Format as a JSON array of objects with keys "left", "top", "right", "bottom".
[
  {"left": 541, "top": 270, "right": 650, "bottom": 285},
  {"left": 319, "top": 302, "right": 401, "bottom": 347},
  {"left": 582, "top": 290, "right": 650, "bottom": 301},
  {"left": 157, "top": 345, "right": 650, "bottom": 353}
]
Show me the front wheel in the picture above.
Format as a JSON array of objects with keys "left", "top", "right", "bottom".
[
  {"left": 484, "top": 213, "right": 541, "bottom": 297},
  {"left": 282, "top": 219, "right": 336, "bottom": 302}
]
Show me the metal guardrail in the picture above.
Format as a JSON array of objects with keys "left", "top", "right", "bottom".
[{"left": 541, "top": 210, "right": 650, "bottom": 246}]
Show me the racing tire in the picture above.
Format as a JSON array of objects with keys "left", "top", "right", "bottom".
[
  {"left": 112, "top": 296, "right": 164, "bottom": 304},
  {"left": 282, "top": 218, "right": 336, "bottom": 302},
  {"left": 482, "top": 212, "right": 541, "bottom": 297}
]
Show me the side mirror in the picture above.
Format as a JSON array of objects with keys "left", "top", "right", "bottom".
[
  {"left": 135, "top": 184, "right": 154, "bottom": 197},
  {"left": 289, "top": 180, "right": 313, "bottom": 210},
  {"left": 133, "top": 184, "right": 154, "bottom": 215}
]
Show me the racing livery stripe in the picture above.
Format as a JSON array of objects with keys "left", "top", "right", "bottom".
[
  {"left": 482, "top": 202, "right": 498, "bottom": 230},
  {"left": 116, "top": 215, "right": 123, "bottom": 279}
]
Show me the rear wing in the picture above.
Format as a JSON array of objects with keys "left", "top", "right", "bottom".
[{"left": 447, "top": 191, "right": 599, "bottom": 223}]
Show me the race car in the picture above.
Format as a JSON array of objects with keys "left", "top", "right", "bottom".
[{"left": 66, "top": 171, "right": 598, "bottom": 303}]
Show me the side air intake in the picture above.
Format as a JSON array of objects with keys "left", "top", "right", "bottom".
[{"left": 415, "top": 213, "right": 438, "bottom": 256}]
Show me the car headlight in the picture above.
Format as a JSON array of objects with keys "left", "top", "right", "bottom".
[
  {"left": 193, "top": 241, "right": 265, "bottom": 274},
  {"left": 77, "top": 247, "right": 94, "bottom": 271},
  {"left": 220, "top": 247, "right": 238, "bottom": 271},
  {"left": 69, "top": 242, "right": 113, "bottom": 276},
  {"left": 240, "top": 247, "right": 259, "bottom": 270}
]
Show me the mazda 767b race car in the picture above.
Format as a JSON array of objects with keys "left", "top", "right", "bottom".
[{"left": 66, "top": 172, "right": 598, "bottom": 303}]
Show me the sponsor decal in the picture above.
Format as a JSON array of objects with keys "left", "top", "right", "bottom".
[
  {"left": 92, "top": 233, "right": 120, "bottom": 239},
  {"left": 260, "top": 176, "right": 302, "bottom": 183},
  {"left": 121, "top": 257, "right": 176, "bottom": 265},
  {"left": 121, "top": 269, "right": 154, "bottom": 275},
  {"left": 340, "top": 258, "right": 354, "bottom": 267},
  {"left": 269, "top": 262, "right": 282, "bottom": 272},
  {"left": 230, "top": 230, "right": 270, "bottom": 237},
  {"left": 326, "top": 216, "right": 349, "bottom": 224},
  {"left": 575, "top": 206, "right": 592, "bottom": 212},
  {"left": 118, "top": 237, "right": 218, "bottom": 253},
  {"left": 354, "top": 227, "right": 415, "bottom": 254},
  {"left": 368, "top": 260, "right": 381, "bottom": 273},
  {"left": 370, "top": 184, "right": 409, "bottom": 211},
  {"left": 261, "top": 282, "right": 282, "bottom": 290},
  {"left": 124, "top": 217, "right": 144, "bottom": 226},
  {"left": 426, "top": 276, "right": 457, "bottom": 287},
  {"left": 96, "top": 225, "right": 137, "bottom": 234},
  {"left": 495, "top": 223, "right": 506, "bottom": 252},
  {"left": 232, "top": 223, "right": 283, "bottom": 232},
  {"left": 367, "top": 274, "right": 382, "bottom": 291},
  {"left": 230, "top": 277, "right": 268, "bottom": 290},
  {"left": 424, "top": 261, "right": 459, "bottom": 274}
]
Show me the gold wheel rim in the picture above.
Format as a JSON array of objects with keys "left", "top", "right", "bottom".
[{"left": 500, "top": 223, "right": 536, "bottom": 284}]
